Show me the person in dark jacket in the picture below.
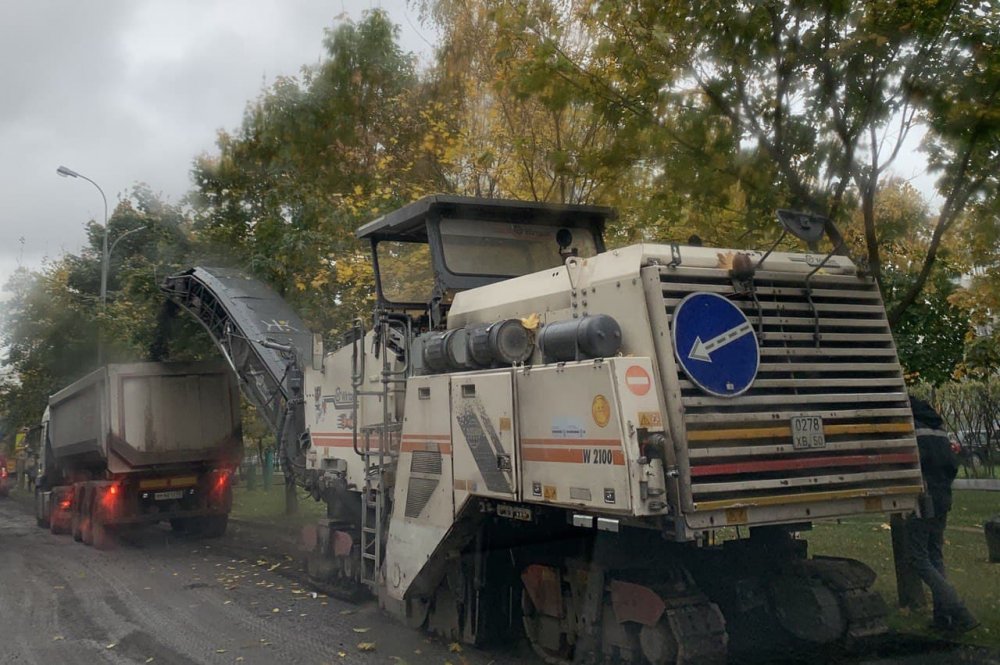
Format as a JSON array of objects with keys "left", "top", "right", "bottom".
[{"left": 906, "top": 396, "right": 978, "bottom": 634}]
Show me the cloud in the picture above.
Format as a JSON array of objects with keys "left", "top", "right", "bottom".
[{"left": 0, "top": 0, "right": 431, "bottom": 297}]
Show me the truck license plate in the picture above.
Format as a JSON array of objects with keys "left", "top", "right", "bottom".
[
  {"left": 154, "top": 490, "right": 184, "bottom": 501},
  {"left": 791, "top": 416, "right": 825, "bottom": 450},
  {"left": 496, "top": 503, "right": 532, "bottom": 521}
]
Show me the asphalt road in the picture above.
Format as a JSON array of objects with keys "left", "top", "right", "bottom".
[
  {"left": 0, "top": 494, "right": 520, "bottom": 665},
  {"left": 1, "top": 493, "right": 996, "bottom": 665}
]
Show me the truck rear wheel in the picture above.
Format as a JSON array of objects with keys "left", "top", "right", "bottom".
[
  {"left": 81, "top": 486, "right": 94, "bottom": 546},
  {"left": 197, "top": 515, "right": 228, "bottom": 538},
  {"left": 35, "top": 490, "right": 49, "bottom": 528},
  {"left": 71, "top": 488, "right": 83, "bottom": 542},
  {"left": 92, "top": 512, "right": 113, "bottom": 550},
  {"left": 50, "top": 508, "right": 68, "bottom": 535},
  {"left": 169, "top": 518, "right": 191, "bottom": 533}
]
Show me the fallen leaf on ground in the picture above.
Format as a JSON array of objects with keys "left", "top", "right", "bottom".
[
  {"left": 357, "top": 642, "right": 376, "bottom": 652},
  {"left": 352, "top": 627, "right": 370, "bottom": 633},
  {"left": 106, "top": 643, "right": 117, "bottom": 649},
  {"left": 449, "top": 642, "right": 462, "bottom": 653}
]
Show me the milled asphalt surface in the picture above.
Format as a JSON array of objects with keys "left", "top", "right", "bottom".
[
  {"left": 0, "top": 491, "right": 522, "bottom": 665},
  {"left": 1, "top": 490, "right": 997, "bottom": 665}
]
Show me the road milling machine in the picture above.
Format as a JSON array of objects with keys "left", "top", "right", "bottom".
[{"left": 160, "top": 196, "right": 923, "bottom": 664}]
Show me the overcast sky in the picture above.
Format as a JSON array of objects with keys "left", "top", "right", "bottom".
[{"left": 0, "top": 0, "right": 435, "bottom": 293}]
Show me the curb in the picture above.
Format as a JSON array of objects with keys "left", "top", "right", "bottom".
[{"left": 954, "top": 479, "right": 1000, "bottom": 491}]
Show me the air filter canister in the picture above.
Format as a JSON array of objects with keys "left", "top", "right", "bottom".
[{"left": 537, "top": 315, "right": 622, "bottom": 362}]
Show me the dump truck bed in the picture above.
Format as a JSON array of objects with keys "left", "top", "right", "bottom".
[{"left": 48, "top": 362, "right": 242, "bottom": 475}]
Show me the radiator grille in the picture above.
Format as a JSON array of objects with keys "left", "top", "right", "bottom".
[
  {"left": 659, "top": 265, "right": 922, "bottom": 511},
  {"left": 404, "top": 477, "right": 439, "bottom": 518},
  {"left": 410, "top": 450, "right": 443, "bottom": 475}
]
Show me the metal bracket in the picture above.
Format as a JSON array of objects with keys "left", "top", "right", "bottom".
[
  {"left": 669, "top": 242, "right": 682, "bottom": 268},
  {"left": 565, "top": 256, "right": 583, "bottom": 289}
]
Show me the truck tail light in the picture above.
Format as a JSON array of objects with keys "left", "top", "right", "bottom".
[
  {"left": 213, "top": 469, "right": 231, "bottom": 493},
  {"left": 102, "top": 484, "right": 121, "bottom": 508},
  {"left": 0, "top": 468, "right": 7, "bottom": 478},
  {"left": 59, "top": 498, "right": 72, "bottom": 510}
]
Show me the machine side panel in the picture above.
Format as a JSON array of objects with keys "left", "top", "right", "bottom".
[
  {"left": 516, "top": 362, "right": 633, "bottom": 514},
  {"left": 385, "top": 374, "right": 454, "bottom": 600},
  {"left": 608, "top": 357, "right": 670, "bottom": 517},
  {"left": 306, "top": 344, "right": 361, "bottom": 474},
  {"left": 451, "top": 371, "right": 517, "bottom": 508},
  {"left": 305, "top": 333, "right": 399, "bottom": 490}
]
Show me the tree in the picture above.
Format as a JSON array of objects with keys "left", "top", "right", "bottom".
[
  {"left": 0, "top": 186, "right": 211, "bottom": 432},
  {"left": 839, "top": 179, "right": 971, "bottom": 384},
  {"left": 0, "top": 265, "right": 96, "bottom": 431},
  {"left": 464, "top": 0, "right": 998, "bottom": 319},
  {"left": 423, "top": 0, "right": 630, "bottom": 209},
  {"left": 190, "top": 10, "right": 448, "bottom": 337}
]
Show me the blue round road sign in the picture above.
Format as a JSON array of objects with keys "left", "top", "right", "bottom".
[{"left": 672, "top": 292, "right": 759, "bottom": 397}]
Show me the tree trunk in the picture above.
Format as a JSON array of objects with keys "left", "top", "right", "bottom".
[{"left": 284, "top": 473, "right": 299, "bottom": 516}]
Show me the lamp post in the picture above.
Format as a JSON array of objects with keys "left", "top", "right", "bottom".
[{"left": 56, "top": 165, "right": 109, "bottom": 308}]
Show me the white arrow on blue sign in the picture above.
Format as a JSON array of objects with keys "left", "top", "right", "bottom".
[{"left": 672, "top": 292, "right": 760, "bottom": 397}]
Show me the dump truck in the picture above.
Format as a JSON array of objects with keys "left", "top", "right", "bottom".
[
  {"left": 34, "top": 361, "right": 242, "bottom": 547},
  {"left": 161, "top": 196, "right": 922, "bottom": 664}
]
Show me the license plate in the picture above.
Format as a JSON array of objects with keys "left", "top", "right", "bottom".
[
  {"left": 154, "top": 490, "right": 184, "bottom": 501},
  {"left": 791, "top": 416, "right": 826, "bottom": 449},
  {"left": 496, "top": 503, "right": 532, "bottom": 521}
]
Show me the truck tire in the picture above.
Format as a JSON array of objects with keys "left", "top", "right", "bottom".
[
  {"left": 71, "top": 488, "right": 83, "bottom": 542},
  {"left": 81, "top": 486, "right": 94, "bottom": 546},
  {"left": 92, "top": 512, "right": 113, "bottom": 551},
  {"left": 197, "top": 515, "right": 229, "bottom": 538},
  {"left": 50, "top": 509, "right": 68, "bottom": 535},
  {"left": 35, "top": 490, "right": 49, "bottom": 528}
]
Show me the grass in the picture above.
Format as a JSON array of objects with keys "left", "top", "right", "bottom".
[
  {"left": 804, "top": 490, "right": 1000, "bottom": 649},
  {"left": 229, "top": 473, "right": 326, "bottom": 530}
]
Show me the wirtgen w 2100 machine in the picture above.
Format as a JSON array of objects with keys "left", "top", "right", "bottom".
[{"left": 161, "top": 196, "right": 922, "bottom": 663}]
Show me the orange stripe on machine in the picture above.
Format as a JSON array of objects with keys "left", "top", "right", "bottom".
[
  {"left": 400, "top": 438, "right": 453, "bottom": 454},
  {"left": 310, "top": 432, "right": 355, "bottom": 447},
  {"left": 522, "top": 438, "right": 625, "bottom": 464},
  {"left": 521, "top": 438, "right": 622, "bottom": 447}
]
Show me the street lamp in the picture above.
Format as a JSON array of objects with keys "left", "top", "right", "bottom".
[{"left": 56, "top": 165, "right": 109, "bottom": 308}]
